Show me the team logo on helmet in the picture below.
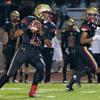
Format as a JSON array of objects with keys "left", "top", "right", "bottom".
[{"left": 34, "top": 4, "right": 52, "bottom": 19}]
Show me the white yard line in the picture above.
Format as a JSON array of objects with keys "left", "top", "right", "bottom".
[
  {"left": 80, "top": 90, "right": 96, "bottom": 93},
  {"left": 1, "top": 88, "right": 24, "bottom": 90},
  {"left": 46, "top": 96, "right": 55, "bottom": 98}
]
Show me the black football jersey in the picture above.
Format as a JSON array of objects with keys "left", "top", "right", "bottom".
[
  {"left": 61, "top": 29, "right": 79, "bottom": 47},
  {"left": 3, "top": 21, "right": 21, "bottom": 45},
  {"left": 43, "top": 21, "right": 56, "bottom": 40},
  {"left": 80, "top": 20, "right": 97, "bottom": 47},
  {"left": 20, "top": 15, "right": 43, "bottom": 49}
]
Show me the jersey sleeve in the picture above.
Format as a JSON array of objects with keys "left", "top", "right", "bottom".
[
  {"left": 43, "top": 22, "right": 56, "bottom": 40},
  {"left": 21, "top": 15, "right": 36, "bottom": 31},
  {"left": 81, "top": 21, "right": 91, "bottom": 32}
]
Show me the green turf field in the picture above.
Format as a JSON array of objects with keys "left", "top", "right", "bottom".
[{"left": 0, "top": 83, "right": 100, "bottom": 100}]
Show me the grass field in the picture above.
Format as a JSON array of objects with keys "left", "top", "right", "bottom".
[{"left": 0, "top": 82, "right": 100, "bottom": 100}]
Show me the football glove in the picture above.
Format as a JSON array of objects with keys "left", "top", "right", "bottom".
[{"left": 28, "top": 20, "right": 42, "bottom": 32}]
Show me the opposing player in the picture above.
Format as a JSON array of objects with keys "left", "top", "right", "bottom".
[
  {"left": 66, "top": 7, "right": 99, "bottom": 91},
  {"left": 0, "top": 4, "right": 53, "bottom": 97}
]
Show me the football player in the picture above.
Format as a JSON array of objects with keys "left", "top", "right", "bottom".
[
  {"left": 3, "top": 10, "right": 20, "bottom": 83},
  {"left": 61, "top": 18, "right": 80, "bottom": 83},
  {"left": 0, "top": 4, "right": 53, "bottom": 97},
  {"left": 34, "top": 4, "right": 56, "bottom": 83}
]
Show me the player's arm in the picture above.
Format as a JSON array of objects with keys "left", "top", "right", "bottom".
[
  {"left": 44, "top": 39, "right": 52, "bottom": 48},
  {"left": 14, "top": 29, "right": 24, "bottom": 37},
  {"left": 80, "top": 31, "right": 93, "bottom": 45}
]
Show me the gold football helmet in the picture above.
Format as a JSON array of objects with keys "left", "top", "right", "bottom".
[
  {"left": 34, "top": 4, "right": 52, "bottom": 19},
  {"left": 66, "top": 18, "right": 75, "bottom": 26},
  {"left": 86, "top": 7, "right": 98, "bottom": 15},
  {"left": 10, "top": 10, "right": 20, "bottom": 17}
]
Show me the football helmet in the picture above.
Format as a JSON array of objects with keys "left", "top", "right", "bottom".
[
  {"left": 10, "top": 10, "right": 20, "bottom": 17},
  {"left": 66, "top": 18, "right": 75, "bottom": 26},
  {"left": 86, "top": 7, "right": 99, "bottom": 23},
  {"left": 34, "top": 4, "right": 52, "bottom": 20},
  {"left": 10, "top": 10, "right": 20, "bottom": 21}
]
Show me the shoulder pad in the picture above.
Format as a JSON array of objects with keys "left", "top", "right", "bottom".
[
  {"left": 81, "top": 21, "right": 91, "bottom": 31},
  {"left": 21, "top": 15, "right": 36, "bottom": 27},
  {"left": 81, "top": 25, "right": 91, "bottom": 31}
]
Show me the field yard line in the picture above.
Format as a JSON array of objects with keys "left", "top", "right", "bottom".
[
  {"left": 46, "top": 96, "right": 56, "bottom": 98},
  {"left": 80, "top": 90, "right": 96, "bottom": 93},
  {"left": 1, "top": 88, "right": 64, "bottom": 91},
  {"left": 1, "top": 88, "right": 24, "bottom": 90},
  {"left": 39, "top": 89, "right": 64, "bottom": 90}
]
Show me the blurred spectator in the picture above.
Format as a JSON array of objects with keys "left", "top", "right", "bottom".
[
  {"left": 51, "top": 33, "right": 63, "bottom": 73},
  {"left": 18, "top": 0, "right": 35, "bottom": 20},
  {"left": 4, "top": 0, "right": 18, "bottom": 21},
  {"left": 0, "top": 27, "right": 7, "bottom": 71}
]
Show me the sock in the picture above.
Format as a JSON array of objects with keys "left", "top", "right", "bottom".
[
  {"left": 63, "top": 69, "right": 67, "bottom": 81},
  {"left": 19, "top": 71, "right": 23, "bottom": 82},
  {"left": 13, "top": 72, "right": 17, "bottom": 82},
  {"left": 87, "top": 73, "right": 92, "bottom": 83},
  {"left": 25, "top": 74, "right": 28, "bottom": 80}
]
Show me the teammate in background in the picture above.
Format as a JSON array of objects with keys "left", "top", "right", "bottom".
[
  {"left": 3, "top": 10, "right": 21, "bottom": 83},
  {"left": 61, "top": 18, "right": 80, "bottom": 83},
  {"left": 66, "top": 7, "right": 99, "bottom": 91},
  {"left": 41, "top": 7, "right": 56, "bottom": 83},
  {"left": 19, "top": 62, "right": 30, "bottom": 83},
  {"left": 0, "top": 4, "right": 53, "bottom": 97}
]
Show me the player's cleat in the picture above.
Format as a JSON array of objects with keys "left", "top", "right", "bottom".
[
  {"left": 29, "top": 84, "right": 37, "bottom": 97},
  {"left": 63, "top": 80, "right": 67, "bottom": 83},
  {"left": 13, "top": 80, "right": 19, "bottom": 83},
  {"left": 76, "top": 82, "right": 81, "bottom": 88},
  {"left": 66, "top": 85, "right": 74, "bottom": 91},
  {"left": 24, "top": 80, "right": 29, "bottom": 84}
]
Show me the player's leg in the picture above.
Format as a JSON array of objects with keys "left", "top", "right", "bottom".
[
  {"left": 24, "top": 62, "right": 30, "bottom": 83},
  {"left": 63, "top": 53, "right": 69, "bottom": 83},
  {"left": 43, "top": 48, "right": 54, "bottom": 83},
  {"left": 29, "top": 53, "right": 45, "bottom": 97},
  {"left": 66, "top": 52, "right": 80, "bottom": 91}
]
